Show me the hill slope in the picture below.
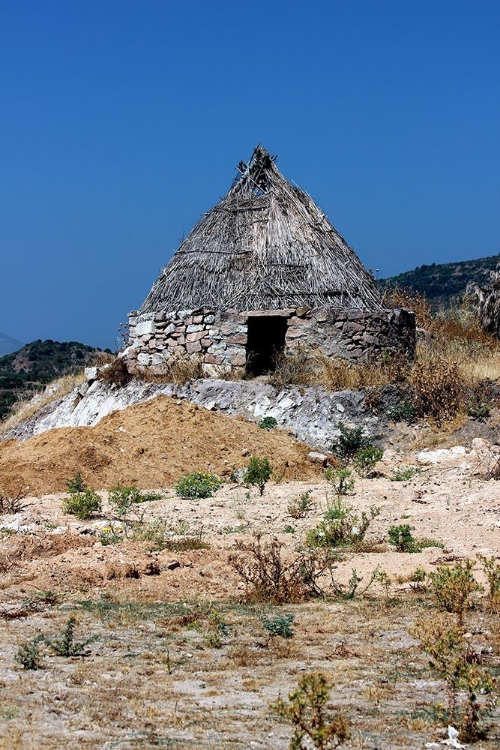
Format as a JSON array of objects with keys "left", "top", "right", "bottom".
[
  {"left": 0, "top": 331, "right": 24, "bottom": 357},
  {"left": 380, "top": 253, "right": 499, "bottom": 307},
  {"left": 0, "top": 339, "right": 105, "bottom": 421}
]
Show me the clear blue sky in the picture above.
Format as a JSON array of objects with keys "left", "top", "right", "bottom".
[{"left": 1, "top": 1, "right": 499, "bottom": 350}]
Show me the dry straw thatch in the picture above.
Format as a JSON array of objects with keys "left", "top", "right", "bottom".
[{"left": 140, "top": 146, "right": 382, "bottom": 314}]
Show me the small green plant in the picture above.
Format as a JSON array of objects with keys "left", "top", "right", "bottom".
[
  {"left": 429, "top": 560, "right": 483, "bottom": 624},
  {"left": 259, "top": 416, "right": 278, "bottom": 430},
  {"left": 388, "top": 524, "right": 420, "bottom": 553},
  {"left": 353, "top": 446, "right": 383, "bottom": 476},
  {"left": 108, "top": 484, "right": 161, "bottom": 516},
  {"left": 203, "top": 609, "right": 229, "bottom": 648},
  {"left": 66, "top": 472, "right": 87, "bottom": 494},
  {"left": 61, "top": 489, "right": 102, "bottom": 519},
  {"left": 329, "top": 567, "right": 379, "bottom": 600},
  {"left": 332, "top": 423, "right": 373, "bottom": 460},
  {"left": 15, "top": 636, "right": 43, "bottom": 670},
  {"left": 261, "top": 613, "right": 295, "bottom": 639},
  {"left": 324, "top": 467, "right": 355, "bottom": 496},
  {"left": 477, "top": 554, "right": 500, "bottom": 612},
  {"left": 99, "top": 524, "right": 125, "bottom": 546},
  {"left": 386, "top": 401, "right": 416, "bottom": 423},
  {"left": 245, "top": 456, "right": 272, "bottom": 496},
  {"left": 323, "top": 495, "right": 353, "bottom": 520},
  {"left": 411, "top": 615, "right": 498, "bottom": 742},
  {"left": 288, "top": 490, "right": 314, "bottom": 519},
  {"left": 47, "top": 616, "right": 96, "bottom": 657},
  {"left": 271, "top": 672, "right": 349, "bottom": 749},
  {"left": 283, "top": 525, "right": 296, "bottom": 534},
  {"left": 307, "top": 506, "right": 378, "bottom": 549},
  {"left": 467, "top": 401, "right": 491, "bottom": 421},
  {"left": 174, "top": 472, "right": 223, "bottom": 500},
  {"left": 390, "top": 465, "right": 418, "bottom": 482}
]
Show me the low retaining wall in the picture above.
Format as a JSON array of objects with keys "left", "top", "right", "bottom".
[{"left": 123, "top": 306, "right": 415, "bottom": 375}]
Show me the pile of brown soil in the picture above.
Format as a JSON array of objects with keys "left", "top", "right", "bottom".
[{"left": 0, "top": 395, "right": 321, "bottom": 495}]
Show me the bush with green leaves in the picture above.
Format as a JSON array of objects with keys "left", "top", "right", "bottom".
[
  {"left": 386, "top": 401, "right": 417, "bottom": 423},
  {"left": 429, "top": 560, "right": 483, "bottom": 624},
  {"left": 353, "top": 446, "right": 384, "bottom": 476},
  {"left": 66, "top": 472, "right": 87, "bottom": 494},
  {"left": 307, "top": 505, "right": 379, "bottom": 549},
  {"left": 261, "top": 613, "right": 294, "bottom": 639},
  {"left": 15, "top": 636, "right": 44, "bottom": 670},
  {"left": 108, "top": 484, "right": 161, "bottom": 516},
  {"left": 259, "top": 416, "right": 278, "bottom": 430},
  {"left": 390, "top": 465, "right": 418, "bottom": 482},
  {"left": 271, "top": 672, "right": 349, "bottom": 749},
  {"left": 174, "top": 472, "right": 223, "bottom": 500},
  {"left": 332, "top": 424, "right": 373, "bottom": 460},
  {"left": 388, "top": 524, "right": 420, "bottom": 552},
  {"left": 324, "top": 467, "right": 355, "bottom": 496},
  {"left": 287, "top": 490, "right": 314, "bottom": 519},
  {"left": 467, "top": 401, "right": 491, "bottom": 421},
  {"left": 61, "top": 489, "right": 102, "bottom": 519},
  {"left": 245, "top": 456, "right": 272, "bottom": 496},
  {"left": 47, "top": 616, "right": 97, "bottom": 657}
]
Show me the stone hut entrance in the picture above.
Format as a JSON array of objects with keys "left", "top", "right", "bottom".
[{"left": 246, "top": 315, "right": 287, "bottom": 376}]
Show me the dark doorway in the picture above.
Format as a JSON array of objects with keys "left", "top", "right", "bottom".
[{"left": 246, "top": 316, "right": 288, "bottom": 376}]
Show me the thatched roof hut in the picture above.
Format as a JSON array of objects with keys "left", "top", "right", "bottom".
[
  {"left": 140, "top": 145, "right": 382, "bottom": 314},
  {"left": 126, "top": 147, "right": 415, "bottom": 376}
]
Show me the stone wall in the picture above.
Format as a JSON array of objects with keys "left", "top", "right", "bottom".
[{"left": 123, "top": 306, "right": 415, "bottom": 376}]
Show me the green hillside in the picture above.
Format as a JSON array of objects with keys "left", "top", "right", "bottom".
[
  {"left": 379, "top": 253, "right": 499, "bottom": 308},
  {"left": 0, "top": 339, "right": 107, "bottom": 421}
]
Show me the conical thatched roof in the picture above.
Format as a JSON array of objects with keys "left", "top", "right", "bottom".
[{"left": 140, "top": 146, "right": 382, "bottom": 313}]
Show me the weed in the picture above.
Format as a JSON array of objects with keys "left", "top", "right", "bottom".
[
  {"left": 203, "top": 609, "right": 229, "bottom": 648},
  {"left": 388, "top": 525, "right": 420, "bottom": 553},
  {"left": 386, "top": 401, "right": 417, "bottom": 423},
  {"left": 47, "top": 616, "right": 96, "bottom": 657},
  {"left": 245, "top": 456, "right": 272, "bottom": 496},
  {"left": 67, "top": 473, "right": 87, "bottom": 494},
  {"left": 288, "top": 490, "right": 314, "bottom": 519},
  {"left": 332, "top": 423, "right": 373, "bottom": 460},
  {"left": 307, "top": 505, "right": 378, "bottom": 549},
  {"left": 467, "top": 401, "right": 491, "bottom": 421},
  {"left": 229, "top": 534, "right": 339, "bottom": 603},
  {"left": 409, "top": 359, "right": 463, "bottom": 424},
  {"left": 98, "top": 357, "right": 132, "bottom": 387},
  {"left": 61, "top": 490, "right": 102, "bottom": 519},
  {"left": 15, "top": 636, "right": 43, "bottom": 670},
  {"left": 391, "top": 465, "right": 418, "bottom": 482},
  {"left": 328, "top": 567, "right": 379, "bottom": 600},
  {"left": 0, "top": 489, "right": 26, "bottom": 515},
  {"left": 174, "top": 472, "right": 223, "bottom": 500},
  {"left": 411, "top": 614, "right": 498, "bottom": 742},
  {"left": 429, "top": 560, "right": 483, "bottom": 624},
  {"left": 99, "top": 524, "right": 125, "bottom": 546},
  {"left": 324, "top": 467, "right": 355, "bottom": 496},
  {"left": 259, "top": 416, "right": 278, "bottom": 430},
  {"left": 477, "top": 554, "right": 500, "bottom": 612},
  {"left": 271, "top": 672, "right": 349, "bottom": 749},
  {"left": 283, "top": 525, "right": 296, "bottom": 534},
  {"left": 269, "top": 346, "right": 315, "bottom": 388},
  {"left": 353, "top": 446, "right": 384, "bottom": 476},
  {"left": 323, "top": 495, "right": 353, "bottom": 520},
  {"left": 261, "top": 613, "right": 295, "bottom": 639},
  {"left": 108, "top": 484, "right": 161, "bottom": 517}
]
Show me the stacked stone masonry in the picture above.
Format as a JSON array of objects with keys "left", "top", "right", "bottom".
[{"left": 123, "top": 307, "right": 416, "bottom": 376}]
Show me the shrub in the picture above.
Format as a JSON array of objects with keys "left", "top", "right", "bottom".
[
  {"left": 429, "top": 560, "right": 483, "bottom": 624},
  {"left": 261, "top": 613, "right": 295, "bottom": 639},
  {"left": 324, "top": 467, "right": 355, "bottom": 496},
  {"left": 353, "top": 446, "right": 383, "bottom": 476},
  {"left": 61, "top": 490, "right": 102, "bottom": 519},
  {"left": 108, "top": 484, "right": 161, "bottom": 516},
  {"left": 306, "top": 506, "right": 378, "bottom": 549},
  {"left": 390, "top": 465, "right": 418, "bottom": 482},
  {"left": 388, "top": 524, "right": 420, "bottom": 553},
  {"left": 271, "top": 672, "right": 349, "bottom": 749},
  {"left": 269, "top": 346, "right": 314, "bottom": 387},
  {"left": 245, "top": 456, "right": 272, "bottom": 496},
  {"left": 98, "top": 358, "right": 131, "bottom": 387},
  {"left": 386, "top": 401, "right": 417, "bottom": 423},
  {"left": 259, "top": 416, "right": 278, "bottom": 430},
  {"left": 47, "top": 616, "right": 96, "bottom": 657},
  {"left": 287, "top": 490, "right": 314, "bottom": 519},
  {"left": 477, "top": 554, "right": 500, "bottom": 612},
  {"left": 174, "top": 472, "right": 223, "bottom": 500},
  {"left": 411, "top": 615, "right": 498, "bottom": 742},
  {"left": 0, "top": 489, "right": 26, "bottom": 515},
  {"left": 332, "top": 424, "right": 375, "bottom": 460},
  {"left": 229, "top": 534, "right": 337, "bottom": 603},
  {"left": 467, "top": 402, "right": 491, "bottom": 421},
  {"left": 15, "top": 636, "right": 43, "bottom": 670},
  {"left": 409, "top": 359, "right": 463, "bottom": 423},
  {"left": 66, "top": 473, "right": 87, "bottom": 494}
]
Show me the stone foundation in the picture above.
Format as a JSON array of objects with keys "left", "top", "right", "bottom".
[{"left": 123, "top": 306, "right": 416, "bottom": 376}]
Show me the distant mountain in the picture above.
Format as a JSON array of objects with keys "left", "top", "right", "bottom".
[
  {"left": 0, "top": 339, "right": 107, "bottom": 421},
  {"left": 379, "top": 253, "right": 500, "bottom": 308},
  {"left": 0, "top": 331, "right": 24, "bottom": 357}
]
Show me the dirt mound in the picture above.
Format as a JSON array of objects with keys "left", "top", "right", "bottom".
[{"left": 0, "top": 395, "right": 322, "bottom": 495}]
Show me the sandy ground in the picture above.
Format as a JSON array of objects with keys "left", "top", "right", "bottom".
[{"left": 0, "top": 406, "right": 499, "bottom": 749}]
